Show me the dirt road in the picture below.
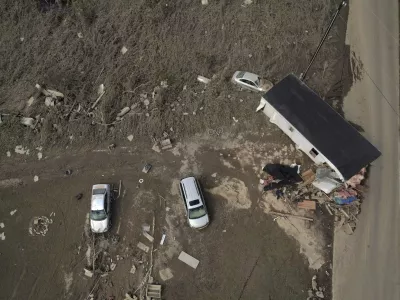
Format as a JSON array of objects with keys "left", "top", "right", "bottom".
[
  {"left": 0, "top": 134, "right": 322, "bottom": 300},
  {"left": 334, "top": 0, "right": 400, "bottom": 299}
]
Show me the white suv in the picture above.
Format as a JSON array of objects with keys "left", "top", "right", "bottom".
[
  {"left": 90, "top": 184, "right": 111, "bottom": 233},
  {"left": 179, "top": 177, "right": 210, "bottom": 229}
]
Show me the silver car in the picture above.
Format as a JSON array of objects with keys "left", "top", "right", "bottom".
[
  {"left": 231, "top": 71, "right": 273, "bottom": 92},
  {"left": 90, "top": 184, "right": 111, "bottom": 233},
  {"left": 179, "top": 177, "right": 210, "bottom": 229}
]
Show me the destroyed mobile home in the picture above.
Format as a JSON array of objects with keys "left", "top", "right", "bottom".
[{"left": 257, "top": 74, "right": 381, "bottom": 233}]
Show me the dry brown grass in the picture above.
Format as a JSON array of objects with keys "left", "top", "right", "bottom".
[{"left": 0, "top": 0, "right": 343, "bottom": 153}]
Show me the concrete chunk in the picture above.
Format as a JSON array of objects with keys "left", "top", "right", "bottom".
[
  {"left": 143, "top": 231, "right": 154, "bottom": 243},
  {"left": 178, "top": 251, "right": 199, "bottom": 269},
  {"left": 137, "top": 242, "right": 149, "bottom": 253}
]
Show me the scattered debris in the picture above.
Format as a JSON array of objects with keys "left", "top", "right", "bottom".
[
  {"left": 142, "top": 224, "right": 151, "bottom": 232},
  {"left": 143, "top": 231, "right": 154, "bottom": 243},
  {"left": 15, "top": 145, "right": 29, "bottom": 155},
  {"left": 178, "top": 251, "right": 199, "bottom": 269},
  {"left": 211, "top": 173, "right": 217, "bottom": 178},
  {"left": 301, "top": 169, "right": 315, "bottom": 185},
  {"left": 165, "top": 207, "right": 170, "bottom": 212},
  {"left": 10, "top": 209, "right": 17, "bottom": 216},
  {"left": 160, "top": 80, "right": 168, "bottom": 88},
  {"left": 142, "top": 163, "right": 152, "bottom": 173},
  {"left": 117, "top": 107, "right": 131, "bottom": 118},
  {"left": 127, "top": 135, "right": 134, "bottom": 142},
  {"left": 0, "top": 232, "right": 5, "bottom": 241},
  {"left": 0, "top": 223, "right": 4, "bottom": 228},
  {"left": 232, "top": 117, "right": 238, "bottom": 123},
  {"left": 6, "top": 151, "right": 11, "bottom": 157},
  {"left": 311, "top": 275, "right": 317, "bottom": 290},
  {"left": 346, "top": 168, "right": 366, "bottom": 187},
  {"left": 45, "top": 96, "right": 54, "bottom": 107},
  {"left": 160, "top": 233, "right": 166, "bottom": 245},
  {"left": 34, "top": 175, "right": 39, "bottom": 182},
  {"left": 130, "top": 264, "right": 136, "bottom": 274},
  {"left": 77, "top": 32, "right": 83, "bottom": 38},
  {"left": 297, "top": 200, "right": 316, "bottom": 210},
  {"left": 91, "top": 84, "right": 105, "bottom": 110},
  {"left": 308, "top": 275, "right": 325, "bottom": 299},
  {"left": 159, "top": 268, "right": 174, "bottom": 281},
  {"left": 269, "top": 211, "right": 313, "bottom": 222},
  {"left": 146, "top": 284, "right": 162, "bottom": 299},
  {"left": 20, "top": 117, "right": 36, "bottom": 129},
  {"left": 37, "top": 152, "right": 43, "bottom": 160},
  {"left": 110, "top": 262, "right": 117, "bottom": 271},
  {"left": 137, "top": 242, "right": 150, "bottom": 253},
  {"left": 84, "top": 268, "right": 93, "bottom": 278},
  {"left": 197, "top": 75, "right": 211, "bottom": 84},
  {"left": 121, "top": 46, "right": 128, "bottom": 54},
  {"left": 124, "top": 293, "right": 137, "bottom": 300},
  {"left": 160, "top": 139, "right": 172, "bottom": 150},
  {"left": 138, "top": 179, "right": 144, "bottom": 184},
  {"left": 29, "top": 216, "right": 53, "bottom": 236}
]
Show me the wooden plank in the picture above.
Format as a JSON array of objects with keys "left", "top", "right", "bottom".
[
  {"left": 297, "top": 200, "right": 317, "bottom": 210},
  {"left": 301, "top": 169, "right": 315, "bottom": 185},
  {"left": 269, "top": 211, "right": 314, "bottom": 221}
]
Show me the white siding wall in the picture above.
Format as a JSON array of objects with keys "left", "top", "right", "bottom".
[{"left": 261, "top": 100, "right": 344, "bottom": 180}]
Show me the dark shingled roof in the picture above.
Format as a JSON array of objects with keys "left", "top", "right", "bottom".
[{"left": 263, "top": 74, "right": 381, "bottom": 180}]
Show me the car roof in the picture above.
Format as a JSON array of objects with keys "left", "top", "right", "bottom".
[
  {"left": 240, "top": 71, "right": 259, "bottom": 82},
  {"left": 180, "top": 177, "right": 203, "bottom": 207},
  {"left": 92, "top": 184, "right": 109, "bottom": 190},
  {"left": 91, "top": 194, "right": 105, "bottom": 210}
]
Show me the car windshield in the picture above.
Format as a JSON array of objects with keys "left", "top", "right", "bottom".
[
  {"left": 92, "top": 188, "right": 106, "bottom": 195},
  {"left": 188, "top": 205, "right": 206, "bottom": 219},
  {"left": 90, "top": 210, "right": 107, "bottom": 221}
]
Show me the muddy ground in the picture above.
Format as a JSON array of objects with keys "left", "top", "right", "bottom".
[{"left": 0, "top": 133, "right": 333, "bottom": 300}]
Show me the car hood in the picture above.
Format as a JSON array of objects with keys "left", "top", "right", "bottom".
[
  {"left": 90, "top": 219, "right": 109, "bottom": 233},
  {"left": 189, "top": 214, "right": 209, "bottom": 229}
]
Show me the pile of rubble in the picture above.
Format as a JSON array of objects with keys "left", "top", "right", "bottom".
[
  {"left": 307, "top": 275, "right": 325, "bottom": 299},
  {"left": 260, "top": 164, "right": 367, "bottom": 234},
  {"left": 29, "top": 215, "right": 53, "bottom": 236}
]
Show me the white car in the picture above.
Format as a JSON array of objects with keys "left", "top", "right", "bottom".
[
  {"left": 231, "top": 71, "right": 273, "bottom": 93},
  {"left": 90, "top": 184, "right": 112, "bottom": 233},
  {"left": 179, "top": 177, "right": 210, "bottom": 229}
]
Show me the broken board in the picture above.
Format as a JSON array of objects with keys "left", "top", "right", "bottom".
[
  {"left": 297, "top": 200, "right": 317, "bottom": 210},
  {"left": 178, "top": 251, "right": 199, "bottom": 269}
]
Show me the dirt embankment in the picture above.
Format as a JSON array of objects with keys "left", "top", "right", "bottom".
[{"left": 0, "top": 0, "right": 342, "bottom": 156}]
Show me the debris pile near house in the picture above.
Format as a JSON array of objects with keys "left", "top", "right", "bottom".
[
  {"left": 260, "top": 163, "right": 367, "bottom": 234},
  {"left": 307, "top": 275, "right": 325, "bottom": 299}
]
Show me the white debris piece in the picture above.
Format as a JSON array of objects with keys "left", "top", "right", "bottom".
[
  {"left": 15, "top": 145, "right": 29, "bottom": 155},
  {"left": 142, "top": 224, "right": 151, "bottom": 232},
  {"left": 178, "top": 251, "right": 199, "bottom": 269},
  {"left": 165, "top": 207, "right": 170, "bottom": 212},
  {"left": 37, "top": 152, "right": 43, "bottom": 160},
  {"left": 20, "top": 117, "right": 35, "bottom": 128},
  {"left": 47, "top": 89, "right": 64, "bottom": 98},
  {"left": 127, "top": 135, "right": 134, "bottom": 142},
  {"left": 84, "top": 268, "right": 93, "bottom": 278},
  {"left": 0, "top": 232, "right": 5, "bottom": 241},
  {"left": 201, "top": 0, "right": 208, "bottom": 5},
  {"left": 130, "top": 264, "right": 136, "bottom": 274},
  {"left": 121, "top": 46, "right": 128, "bottom": 54},
  {"left": 137, "top": 242, "right": 150, "bottom": 253},
  {"left": 34, "top": 175, "right": 39, "bottom": 182},
  {"left": 27, "top": 96, "right": 35, "bottom": 106},
  {"left": 316, "top": 291, "right": 324, "bottom": 298},
  {"left": 143, "top": 99, "right": 150, "bottom": 106},
  {"left": 0, "top": 223, "right": 4, "bottom": 228},
  {"left": 211, "top": 173, "right": 217, "bottom": 178},
  {"left": 160, "top": 80, "right": 168, "bottom": 88},
  {"left": 117, "top": 107, "right": 130, "bottom": 117},
  {"left": 197, "top": 75, "right": 211, "bottom": 84},
  {"left": 159, "top": 268, "right": 174, "bottom": 281},
  {"left": 160, "top": 234, "right": 166, "bottom": 245},
  {"left": 10, "top": 209, "right": 17, "bottom": 216},
  {"left": 97, "top": 84, "right": 105, "bottom": 96},
  {"left": 77, "top": 32, "right": 83, "bottom": 38},
  {"left": 6, "top": 151, "right": 11, "bottom": 157},
  {"left": 143, "top": 231, "right": 154, "bottom": 243},
  {"left": 232, "top": 117, "right": 238, "bottom": 123},
  {"left": 45, "top": 97, "right": 54, "bottom": 107},
  {"left": 110, "top": 262, "right": 117, "bottom": 271},
  {"left": 312, "top": 275, "right": 318, "bottom": 290}
]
